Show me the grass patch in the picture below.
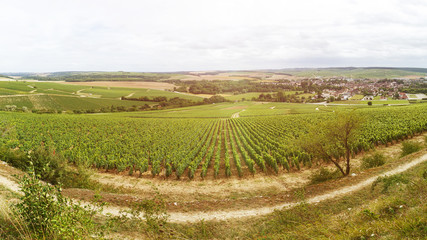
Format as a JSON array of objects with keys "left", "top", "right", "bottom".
[
  {"left": 361, "top": 152, "right": 386, "bottom": 169},
  {"left": 309, "top": 167, "right": 342, "bottom": 184},
  {"left": 159, "top": 160, "right": 427, "bottom": 239},
  {"left": 401, "top": 140, "right": 423, "bottom": 157}
]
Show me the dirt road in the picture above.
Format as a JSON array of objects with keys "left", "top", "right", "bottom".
[
  {"left": 1, "top": 153, "right": 425, "bottom": 223},
  {"left": 231, "top": 109, "right": 245, "bottom": 118}
]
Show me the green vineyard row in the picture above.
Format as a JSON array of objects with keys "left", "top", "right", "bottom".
[{"left": 0, "top": 104, "right": 426, "bottom": 179}]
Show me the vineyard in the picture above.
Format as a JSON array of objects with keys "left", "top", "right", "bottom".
[{"left": 0, "top": 104, "right": 426, "bottom": 180}]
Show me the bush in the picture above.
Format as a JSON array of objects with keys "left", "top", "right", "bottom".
[
  {"left": 401, "top": 141, "right": 422, "bottom": 157},
  {"left": 0, "top": 146, "right": 93, "bottom": 188},
  {"left": 310, "top": 167, "right": 341, "bottom": 184},
  {"left": 0, "top": 146, "right": 67, "bottom": 185},
  {"left": 361, "top": 152, "right": 386, "bottom": 169},
  {"left": 14, "top": 169, "right": 104, "bottom": 239}
]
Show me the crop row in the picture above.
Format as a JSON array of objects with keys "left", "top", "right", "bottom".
[{"left": 0, "top": 104, "right": 425, "bottom": 179}]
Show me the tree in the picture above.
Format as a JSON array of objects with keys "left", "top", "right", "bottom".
[{"left": 299, "top": 110, "right": 364, "bottom": 176}]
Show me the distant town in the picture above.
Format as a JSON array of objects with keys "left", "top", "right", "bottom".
[{"left": 261, "top": 76, "right": 427, "bottom": 102}]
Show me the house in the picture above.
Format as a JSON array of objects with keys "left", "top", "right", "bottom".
[{"left": 399, "top": 92, "right": 408, "bottom": 99}]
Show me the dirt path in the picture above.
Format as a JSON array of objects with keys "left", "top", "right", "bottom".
[
  {"left": 125, "top": 92, "right": 135, "bottom": 98},
  {"left": 231, "top": 109, "right": 245, "bottom": 118},
  {"left": 0, "top": 162, "right": 21, "bottom": 193},
  {"left": 3, "top": 153, "right": 424, "bottom": 223},
  {"left": 76, "top": 88, "right": 88, "bottom": 94},
  {"left": 114, "top": 152, "right": 426, "bottom": 223},
  {"left": 0, "top": 93, "right": 44, "bottom": 98}
]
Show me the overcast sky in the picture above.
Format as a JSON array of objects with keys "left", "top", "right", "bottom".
[{"left": 1, "top": 0, "right": 426, "bottom": 72}]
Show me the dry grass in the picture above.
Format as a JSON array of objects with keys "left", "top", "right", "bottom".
[{"left": 0, "top": 194, "right": 32, "bottom": 239}]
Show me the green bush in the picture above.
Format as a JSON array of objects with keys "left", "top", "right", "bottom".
[
  {"left": 310, "top": 167, "right": 341, "bottom": 184},
  {"left": 361, "top": 152, "right": 386, "bottom": 169},
  {"left": 401, "top": 141, "right": 422, "bottom": 157},
  {"left": 14, "top": 169, "right": 105, "bottom": 239},
  {"left": 0, "top": 146, "right": 94, "bottom": 188},
  {"left": 0, "top": 146, "right": 67, "bottom": 185}
]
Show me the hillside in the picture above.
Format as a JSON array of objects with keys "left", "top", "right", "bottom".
[{"left": 4, "top": 67, "right": 427, "bottom": 82}]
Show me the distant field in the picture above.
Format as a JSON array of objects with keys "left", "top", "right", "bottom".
[
  {"left": 0, "top": 94, "right": 154, "bottom": 111},
  {"left": 0, "top": 81, "right": 203, "bottom": 111},
  {"left": 222, "top": 92, "right": 273, "bottom": 101},
  {"left": 63, "top": 81, "right": 176, "bottom": 90},
  {"left": 121, "top": 102, "right": 249, "bottom": 118},
  {"left": 118, "top": 101, "right": 392, "bottom": 119},
  {"left": 222, "top": 91, "right": 308, "bottom": 101},
  {"left": 277, "top": 68, "right": 426, "bottom": 79}
]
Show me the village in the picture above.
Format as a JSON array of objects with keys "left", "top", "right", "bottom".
[{"left": 267, "top": 76, "right": 427, "bottom": 102}]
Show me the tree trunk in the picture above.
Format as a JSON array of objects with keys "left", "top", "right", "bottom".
[
  {"left": 330, "top": 157, "right": 345, "bottom": 176},
  {"left": 345, "top": 150, "right": 351, "bottom": 176},
  {"left": 344, "top": 141, "right": 351, "bottom": 176}
]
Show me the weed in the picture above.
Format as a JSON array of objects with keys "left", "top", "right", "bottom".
[{"left": 361, "top": 209, "right": 378, "bottom": 220}]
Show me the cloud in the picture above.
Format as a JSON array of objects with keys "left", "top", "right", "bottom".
[{"left": 0, "top": 0, "right": 426, "bottom": 72}]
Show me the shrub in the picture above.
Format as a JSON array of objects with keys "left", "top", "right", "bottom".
[
  {"left": 361, "top": 152, "right": 386, "bottom": 169},
  {"left": 0, "top": 146, "right": 67, "bottom": 185},
  {"left": 0, "top": 146, "right": 93, "bottom": 188},
  {"left": 310, "top": 167, "right": 341, "bottom": 184},
  {"left": 13, "top": 169, "right": 104, "bottom": 239},
  {"left": 401, "top": 141, "right": 422, "bottom": 157}
]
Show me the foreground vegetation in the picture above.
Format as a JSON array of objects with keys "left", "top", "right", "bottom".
[
  {"left": 1, "top": 138, "right": 425, "bottom": 239},
  {"left": 168, "top": 157, "right": 427, "bottom": 239}
]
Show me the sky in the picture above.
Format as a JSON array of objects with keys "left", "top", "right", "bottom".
[{"left": 0, "top": 0, "right": 426, "bottom": 72}]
